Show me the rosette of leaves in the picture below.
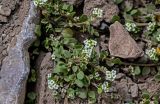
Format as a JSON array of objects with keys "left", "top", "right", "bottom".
[{"left": 44, "top": 34, "right": 109, "bottom": 102}]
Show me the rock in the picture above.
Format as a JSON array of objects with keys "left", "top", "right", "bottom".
[
  {"left": 115, "top": 78, "right": 132, "bottom": 102},
  {"left": 35, "top": 52, "right": 55, "bottom": 104},
  {"left": 0, "top": 15, "right": 7, "bottom": 23},
  {"left": 115, "top": 73, "right": 125, "bottom": 80},
  {"left": 62, "top": 0, "right": 83, "bottom": 6},
  {"left": 0, "top": 1, "right": 39, "bottom": 104},
  {"left": 130, "top": 84, "right": 138, "bottom": 98},
  {"left": 109, "top": 21, "right": 144, "bottom": 59},
  {"left": 0, "top": 5, "right": 11, "bottom": 16},
  {"left": 138, "top": 83, "right": 148, "bottom": 90},
  {"left": 83, "top": 0, "right": 119, "bottom": 26}
]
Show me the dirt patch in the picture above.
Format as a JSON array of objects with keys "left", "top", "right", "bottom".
[{"left": 0, "top": 0, "right": 30, "bottom": 69}]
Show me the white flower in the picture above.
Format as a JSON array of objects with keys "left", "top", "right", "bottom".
[
  {"left": 92, "top": 8, "right": 103, "bottom": 18},
  {"left": 105, "top": 70, "right": 117, "bottom": 81},
  {"left": 101, "top": 82, "right": 110, "bottom": 92},
  {"left": 82, "top": 39, "right": 97, "bottom": 58},
  {"left": 48, "top": 79, "right": 59, "bottom": 90},
  {"left": 47, "top": 73, "right": 52, "bottom": 78},
  {"left": 147, "top": 22, "right": 156, "bottom": 32},
  {"left": 145, "top": 48, "right": 159, "bottom": 61},
  {"left": 73, "top": 16, "right": 80, "bottom": 21},
  {"left": 125, "top": 22, "right": 138, "bottom": 33},
  {"left": 95, "top": 72, "right": 100, "bottom": 78},
  {"left": 33, "top": 0, "right": 47, "bottom": 6},
  {"left": 51, "top": 53, "right": 55, "bottom": 60}
]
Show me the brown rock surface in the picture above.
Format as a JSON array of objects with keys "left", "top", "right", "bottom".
[
  {"left": 83, "top": 0, "right": 119, "bottom": 26},
  {"left": 62, "top": 0, "right": 83, "bottom": 6},
  {"left": 109, "top": 21, "right": 144, "bottom": 59},
  {"left": 35, "top": 52, "right": 55, "bottom": 104}
]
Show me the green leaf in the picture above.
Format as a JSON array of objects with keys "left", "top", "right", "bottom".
[
  {"left": 111, "top": 15, "right": 120, "bottom": 22},
  {"left": 111, "top": 58, "right": 122, "bottom": 65},
  {"left": 134, "top": 66, "right": 141, "bottom": 75},
  {"left": 154, "top": 74, "right": 160, "bottom": 81},
  {"left": 88, "top": 91, "right": 96, "bottom": 99},
  {"left": 114, "top": 0, "right": 123, "bottom": 4},
  {"left": 97, "top": 87, "right": 103, "bottom": 94},
  {"left": 142, "top": 91, "right": 150, "bottom": 99},
  {"left": 78, "top": 90, "right": 87, "bottom": 99},
  {"left": 79, "top": 15, "right": 88, "bottom": 22},
  {"left": 142, "top": 67, "right": 150, "bottom": 76},
  {"left": 35, "top": 25, "right": 41, "bottom": 37},
  {"left": 72, "top": 66, "right": 78, "bottom": 72},
  {"left": 77, "top": 71, "right": 84, "bottom": 80},
  {"left": 75, "top": 79, "right": 84, "bottom": 87},
  {"left": 124, "top": 1, "right": 133, "bottom": 12},
  {"left": 130, "top": 9, "right": 138, "bottom": 16},
  {"left": 27, "top": 92, "right": 36, "bottom": 100},
  {"left": 62, "top": 28, "right": 74, "bottom": 38},
  {"left": 54, "top": 62, "right": 67, "bottom": 74}
]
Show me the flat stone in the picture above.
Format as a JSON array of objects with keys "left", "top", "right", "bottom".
[
  {"left": 0, "top": 15, "right": 7, "bottom": 23},
  {"left": 130, "top": 84, "right": 138, "bottom": 98},
  {"left": 83, "top": 0, "right": 119, "bottom": 26},
  {"left": 0, "top": 5, "right": 11, "bottom": 16},
  {"left": 109, "top": 21, "right": 144, "bottom": 59},
  {"left": 62, "top": 0, "right": 83, "bottom": 6}
]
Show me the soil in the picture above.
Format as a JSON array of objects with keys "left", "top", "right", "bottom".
[{"left": 0, "top": 0, "right": 30, "bottom": 69}]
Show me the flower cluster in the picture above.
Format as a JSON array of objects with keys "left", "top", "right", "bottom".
[
  {"left": 73, "top": 16, "right": 80, "bottom": 22},
  {"left": 92, "top": 8, "right": 103, "bottom": 18},
  {"left": 145, "top": 48, "right": 159, "bottom": 61},
  {"left": 82, "top": 39, "right": 97, "bottom": 59},
  {"left": 47, "top": 73, "right": 59, "bottom": 95},
  {"left": 51, "top": 53, "right": 55, "bottom": 60},
  {"left": 33, "top": 0, "right": 47, "bottom": 6},
  {"left": 125, "top": 22, "right": 139, "bottom": 33},
  {"left": 147, "top": 22, "right": 156, "bottom": 32},
  {"left": 105, "top": 70, "right": 116, "bottom": 81},
  {"left": 101, "top": 81, "right": 110, "bottom": 93}
]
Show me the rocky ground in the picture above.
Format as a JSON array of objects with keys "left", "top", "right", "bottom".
[{"left": 0, "top": 0, "right": 160, "bottom": 104}]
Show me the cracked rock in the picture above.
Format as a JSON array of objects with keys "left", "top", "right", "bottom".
[{"left": 109, "top": 21, "right": 144, "bottom": 59}]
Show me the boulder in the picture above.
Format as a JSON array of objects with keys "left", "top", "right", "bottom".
[
  {"left": 0, "top": 1, "right": 39, "bottom": 104},
  {"left": 83, "top": 0, "right": 119, "bottom": 26},
  {"left": 109, "top": 21, "right": 144, "bottom": 59}
]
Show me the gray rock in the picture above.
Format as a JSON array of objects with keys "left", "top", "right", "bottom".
[
  {"left": 62, "top": 0, "right": 83, "bottom": 6},
  {"left": 109, "top": 21, "right": 144, "bottom": 59},
  {"left": 115, "top": 73, "right": 125, "bottom": 80},
  {"left": 138, "top": 83, "right": 148, "bottom": 90},
  {"left": 130, "top": 84, "right": 138, "bottom": 98},
  {"left": 0, "top": 5, "right": 11, "bottom": 16},
  {"left": 0, "top": 1, "right": 39, "bottom": 104},
  {"left": 83, "top": 0, "right": 119, "bottom": 26},
  {"left": 0, "top": 15, "right": 7, "bottom": 23}
]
